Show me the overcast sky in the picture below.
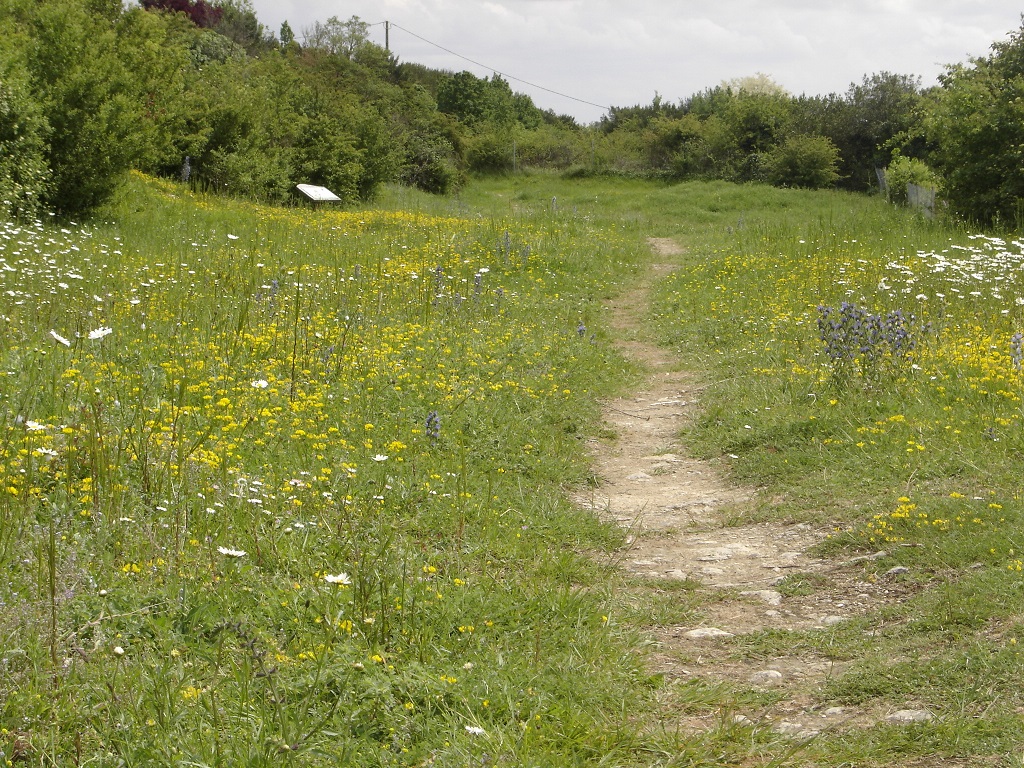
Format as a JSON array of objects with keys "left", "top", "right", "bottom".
[{"left": 248, "top": 1, "right": 1023, "bottom": 124}]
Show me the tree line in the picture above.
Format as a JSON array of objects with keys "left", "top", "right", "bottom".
[{"left": 1, "top": 0, "right": 1022, "bottom": 226}]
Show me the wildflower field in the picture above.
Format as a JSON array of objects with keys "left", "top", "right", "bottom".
[
  {"left": 646, "top": 184, "right": 1024, "bottom": 760},
  {"left": 0, "top": 174, "right": 652, "bottom": 765},
  {"left": 7, "top": 170, "right": 1024, "bottom": 766},
  {"left": 654, "top": 207, "right": 1024, "bottom": 565}
]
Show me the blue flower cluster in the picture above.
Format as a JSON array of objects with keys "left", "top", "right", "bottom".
[
  {"left": 425, "top": 410, "right": 441, "bottom": 443},
  {"left": 817, "top": 302, "right": 922, "bottom": 385}
]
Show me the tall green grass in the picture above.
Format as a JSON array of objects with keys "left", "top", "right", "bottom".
[
  {"left": 644, "top": 180, "right": 1024, "bottom": 762},
  {"left": 8, "top": 168, "right": 1024, "bottom": 766},
  {"left": 0, "top": 173, "right": 657, "bottom": 766}
]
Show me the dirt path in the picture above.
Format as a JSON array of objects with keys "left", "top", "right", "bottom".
[{"left": 577, "top": 238, "right": 920, "bottom": 741}]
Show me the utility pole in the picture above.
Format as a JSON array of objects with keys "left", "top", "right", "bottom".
[{"left": 385, "top": 21, "right": 390, "bottom": 51}]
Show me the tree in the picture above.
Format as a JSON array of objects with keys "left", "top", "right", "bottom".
[
  {"left": 140, "top": 0, "right": 222, "bottom": 28},
  {"left": 116, "top": 8, "right": 198, "bottom": 178},
  {"left": 303, "top": 15, "right": 369, "bottom": 58},
  {"left": 823, "top": 72, "right": 925, "bottom": 191},
  {"left": 721, "top": 72, "right": 789, "bottom": 97},
  {"left": 212, "top": 0, "right": 273, "bottom": 54},
  {"left": 7, "top": 0, "right": 146, "bottom": 213},
  {"left": 925, "top": 22, "right": 1024, "bottom": 224},
  {"left": 436, "top": 71, "right": 489, "bottom": 124},
  {"left": 279, "top": 20, "right": 294, "bottom": 46}
]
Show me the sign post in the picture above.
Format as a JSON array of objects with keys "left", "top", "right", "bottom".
[{"left": 295, "top": 184, "right": 342, "bottom": 208}]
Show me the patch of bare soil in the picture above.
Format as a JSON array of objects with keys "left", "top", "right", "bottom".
[{"left": 577, "top": 237, "right": 915, "bottom": 741}]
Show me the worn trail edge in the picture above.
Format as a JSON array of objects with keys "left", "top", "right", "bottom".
[{"left": 575, "top": 238, "right": 926, "bottom": 742}]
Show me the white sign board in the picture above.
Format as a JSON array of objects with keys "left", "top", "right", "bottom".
[{"left": 296, "top": 184, "right": 341, "bottom": 202}]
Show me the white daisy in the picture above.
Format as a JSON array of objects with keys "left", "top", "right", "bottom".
[{"left": 49, "top": 330, "right": 71, "bottom": 346}]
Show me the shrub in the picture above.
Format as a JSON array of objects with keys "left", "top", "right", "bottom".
[
  {"left": 884, "top": 155, "right": 940, "bottom": 205},
  {"left": 400, "top": 138, "right": 461, "bottom": 194},
  {"left": 205, "top": 144, "right": 292, "bottom": 201},
  {"left": 765, "top": 134, "right": 840, "bottom": 189},
  {"left": 0, "top": 53, "right": 49, "bottom": 218},
  {"left": 466, "top": 130, "right": 514, "bottom": 173}
]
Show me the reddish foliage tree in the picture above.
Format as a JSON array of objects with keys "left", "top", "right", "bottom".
[{"left": 140, "top": 0, "right": 222, "bottom": 28}]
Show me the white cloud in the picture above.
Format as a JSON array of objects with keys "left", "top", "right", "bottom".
[{"left": 249, "top": 0, "right": 1023, "bottom": 122}]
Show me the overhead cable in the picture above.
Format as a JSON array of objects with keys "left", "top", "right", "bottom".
[{"left": 386, "top": 21, "right": 611, "bottom": 112}]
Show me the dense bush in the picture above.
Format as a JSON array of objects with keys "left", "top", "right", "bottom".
[
  {"left": 765, "top": 134, "right": 841, "bottom": 189},
  {"left": 884, "top": 155, "right": 940, "bottom": 205},
  {"left": 0, "top": 0, "right": 1019, "bottom": 221},
  {"left": 399, "top": 137, "right": 461, "bottom": 194},
  {"left": 514, "top": 124, "right": 581, "bottom": 169},
  {"left": 0, "top": 51, "right": 49, "bottom": 217},
  {"left": 465, "top": 128, "right": 515, "bottom": 173}
]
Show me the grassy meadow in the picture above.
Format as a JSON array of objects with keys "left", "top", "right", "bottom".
[
  {"left": 0, "top": 173, "right": 651, "bottom": 766},
  {"left": 5, "top": 170, "right": 1024, "bottom": 766},
  {"left": 467, "top": 174, "right": 1024, "bottom": 764}
]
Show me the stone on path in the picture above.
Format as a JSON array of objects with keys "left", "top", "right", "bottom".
[
  {"left": 684, "top": 627, "right": 734, "bottom": 639},
  {"left": 885, "top": 709, "right": 932, "bottom": 723},
  {"left": 775, "top": 721, "right": 820, "bottom": 739},
  {"left": 741, "top": 589, "right": 783, "bottom": 606},
  {"left": 749, "top": 670, "right": 784, "bottom": 686}
]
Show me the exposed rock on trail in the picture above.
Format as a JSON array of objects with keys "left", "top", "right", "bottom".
[
  {"left": 581, "top": 238, "right": 827, "bottom": 595},
  {"left": 577, "top": 237, "right": 906, "bottom": 741}
]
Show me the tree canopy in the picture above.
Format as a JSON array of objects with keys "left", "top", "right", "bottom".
[
  {"left": 0, "top": 0, "right": 1021, "bottom": 223},
  {"left": 924, "top": 23, "right": 1024, "bottom": 225}
]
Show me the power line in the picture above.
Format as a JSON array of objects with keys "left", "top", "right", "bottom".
[
  {"left": 385, "top": 21, "right": 611, "bottom": 113},
  {"left": 294, "top": 18, "right": 610, "bottom": 114}
]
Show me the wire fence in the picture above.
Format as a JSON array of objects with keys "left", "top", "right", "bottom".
[
  {"left": 907, "top": 182, "right": 936, "bottom": 218},
  {"left": 875, "top": 167, "right": 937, "bottom": 218}
]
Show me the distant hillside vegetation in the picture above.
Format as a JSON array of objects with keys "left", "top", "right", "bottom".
[{"left": 1, "top": 0, "right": 1022, "bottom": 224}]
